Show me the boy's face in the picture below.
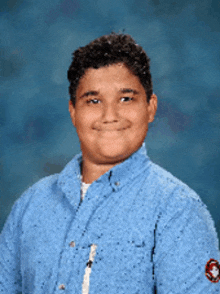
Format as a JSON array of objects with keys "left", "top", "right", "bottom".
[{"left": 69, "top": 63, "right": 157, "bottom": 166}]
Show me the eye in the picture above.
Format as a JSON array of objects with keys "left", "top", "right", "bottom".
[
  {"left": 86, "top": 98, "right": 100, "bottom": 104},
  {"left": 120, "top": 96, "right": 133, "bottom": 102}
]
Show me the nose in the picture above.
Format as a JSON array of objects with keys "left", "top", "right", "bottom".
[{"left": 102, "top": 102, "right": 119, "bottom": 123}]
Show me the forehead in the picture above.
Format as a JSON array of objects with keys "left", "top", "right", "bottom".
[{"left": 76, "top": 63, "right": 145, "bottom": 95}]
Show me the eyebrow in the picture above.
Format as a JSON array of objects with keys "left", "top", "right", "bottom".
[
  {"left": 119, "top": 88, "right": 140, "bottom": 95},
  {"left": 79, "top": 91, "right": 99, "bottom": 99}
]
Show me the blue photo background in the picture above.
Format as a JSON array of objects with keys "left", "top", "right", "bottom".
[{"left": 1, "top": 0, "right": 220, "bottom": 245}]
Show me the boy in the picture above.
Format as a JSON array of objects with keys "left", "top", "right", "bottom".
[{"left": 0, "top": 33, "right": 219, "bottom": 293}]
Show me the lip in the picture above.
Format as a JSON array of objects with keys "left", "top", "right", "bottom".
[{"left": 94, "top": 127, "right": 129, "bottom": 132}]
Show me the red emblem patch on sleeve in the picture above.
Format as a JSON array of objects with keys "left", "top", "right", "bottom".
[{"left": 205, "top": 259, "right": 220, "bottom": 283}]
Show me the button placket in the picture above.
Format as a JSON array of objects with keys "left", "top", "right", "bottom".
[{"left": 57, "top": 181, "right": 111, "bottom": 291}]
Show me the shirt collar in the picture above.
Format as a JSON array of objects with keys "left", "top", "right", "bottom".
[
  {"left": 57, "top": 152, "right": 82, "bottom": 209},
  {"left": 58, "top": 142, "right": 150, "bottom": 207},
  {"left": 101, "top": 142, "right": 150, "bottom": 191}
]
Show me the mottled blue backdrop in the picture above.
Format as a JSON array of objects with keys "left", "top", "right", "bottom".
[{"left": 1, "top": 0, "right": 220, "bottom": 244}]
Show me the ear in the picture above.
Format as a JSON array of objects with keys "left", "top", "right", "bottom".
[
  {"left": 69, "top": 100, "right": 76, "bottom": 126},
  {"left": 147, "top": 93, "right": 157, "bottom": 123}
]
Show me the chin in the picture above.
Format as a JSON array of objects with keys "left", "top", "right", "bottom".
[{"left": 97, "top": 145, "right": 136, "bottom": 164}]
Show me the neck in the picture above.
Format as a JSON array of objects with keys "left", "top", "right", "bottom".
[{"left": 81, "top": 158, "right": 121, "bottom": 184}]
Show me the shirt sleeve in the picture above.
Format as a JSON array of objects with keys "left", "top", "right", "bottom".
[
  {"left": 153, "top": 191, "right": 220, "bottom": 293},
  {"left": 0, "top": 193, "right": 29, "bottom": 294}
]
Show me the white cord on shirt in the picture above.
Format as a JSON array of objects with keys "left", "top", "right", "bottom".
[{"left": 82, "top": 244, "right": 97, "bottom": 294}]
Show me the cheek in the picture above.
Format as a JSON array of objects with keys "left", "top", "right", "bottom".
[
  {"left": 75, "top": 110, "right": 93, "bottom": 128},
  {"left": 128, "top": 109, "right": 148, "bottom": 126}
]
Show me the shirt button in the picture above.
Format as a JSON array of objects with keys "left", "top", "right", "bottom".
[
  {"left": 115, "top": 182, "right": 120, "bottom": 186},
  {"left": 58, "top": 284, "right": 65, "bottom": 290},
  {"left": 69, "top": 241, "right": 76, "bottom": 247}
]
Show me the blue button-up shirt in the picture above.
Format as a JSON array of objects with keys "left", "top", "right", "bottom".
[{"left": 0, "top": 144, "right": 220, "bottom": 293}]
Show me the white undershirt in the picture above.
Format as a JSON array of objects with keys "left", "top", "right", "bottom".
[{"left": 81, "top": 181, "right": 91, "bottom": 201}]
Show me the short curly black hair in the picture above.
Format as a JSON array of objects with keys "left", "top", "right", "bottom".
[{"left": 67, "top": 33, "right": 153, "bottom": 105}]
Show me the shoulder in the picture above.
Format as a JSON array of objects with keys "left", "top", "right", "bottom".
[
  {"left": 10, "top": 154, "right": 81, "bottom": 215},
  {"left": 147, "top": 161, "right": 219, "bottom": 248},
  {"left": 147, "top": 160, "right": 200, "bottom": 202},
  {"left": 7, "top": 174, "right": 60, "bottom": 222},
  {"left": 2, "top": 154, "right": 81, "bottom": 233},
  {"left": 146, "top": 160, "right": 218, "bottom": 235},
  {"left": 0, "top": 173, "right": 62, "bottom": 244}
]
